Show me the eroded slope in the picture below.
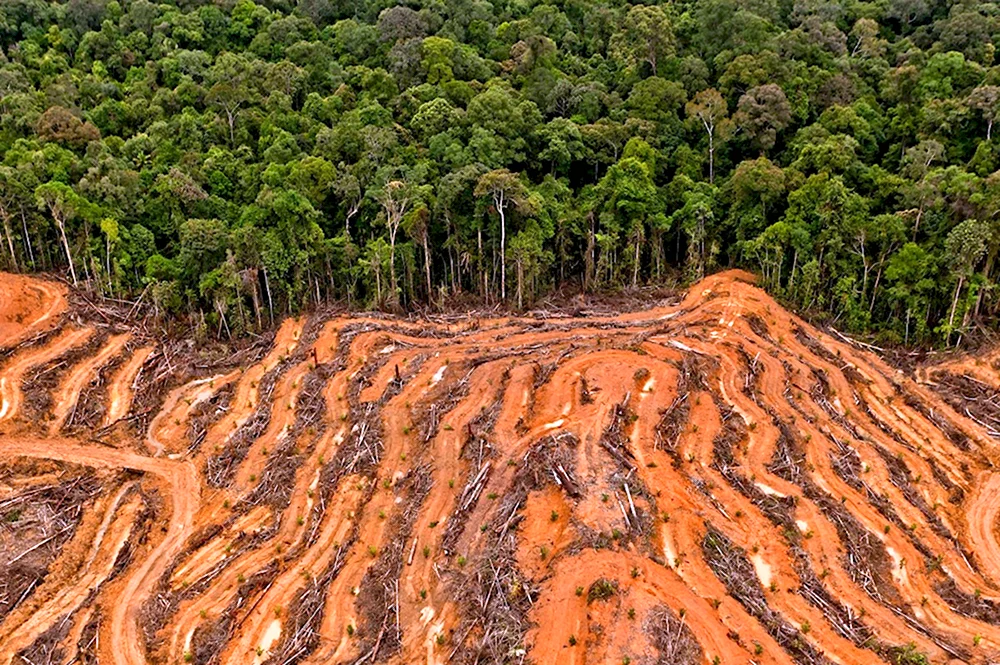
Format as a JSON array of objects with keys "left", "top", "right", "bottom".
[{"left": 2, "top": 271, "right": 1000, "bottom": 665}]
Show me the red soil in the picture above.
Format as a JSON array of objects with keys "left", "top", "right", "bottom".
[{"left": 2, "top": 270, "right": 1000, "bottom": 665}]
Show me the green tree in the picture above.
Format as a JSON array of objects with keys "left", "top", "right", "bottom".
[
  {"left": 685, "top": 88, "right": 732, "bottom": 184},
  {"left": 734, "top": 84, "right": 792, "bottom": 153},
  {"left": 609, "top": 5, "right": 673, "bottom": 74},
  {"left": 475, "top": 169, "right": 530, "bottom": 302},
  {"left": 207, "top": 52, "right": 261, "bottom": 145},
  {"left": 35, "top": 181, "right": 87, "bottom": 284},
  {"left": 968, "top": 86, "right": 1000, "bottom": 141},
  {"left": 597, "top": 151, "right": 662, "bottom": 287},
  {"left": 886, "top": 243, "right": 936, "bottom": 344},
  {"left": 372, "top": 179, "right": 419, "bottom": 308},
  {"left": 669, "top": 177, "right": 719, "bottom": 280},
  {"left": 943, "top": 219, "right": 992, "bottom": 344}
]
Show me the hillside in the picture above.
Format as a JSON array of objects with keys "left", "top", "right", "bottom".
[{"left": 1, "top": 270, "right": 1000, "bottom": 665}]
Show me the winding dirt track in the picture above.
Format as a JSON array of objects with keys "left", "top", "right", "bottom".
[
  {"left": 0, "top": 274, "right": 65, "bottom": 348},
  {"left": 4, "top": 270, "right": 1000, "bottom": 665}
]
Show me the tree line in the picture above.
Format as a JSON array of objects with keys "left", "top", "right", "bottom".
[{"left": 0, "top": 0, "right": 999, "bottom": 345}]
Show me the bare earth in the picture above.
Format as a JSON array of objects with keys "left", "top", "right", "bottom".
[{"left": 2, "top": 270, "right": 1000, "bottom": 665}]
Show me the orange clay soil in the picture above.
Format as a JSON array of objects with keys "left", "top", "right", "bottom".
[
  {"left": 48, "top": 332, "right": 132, "bottom": 434},
  {"left": 6, "top": 270, "right": 1000, "bottom": 665},
  {"left": 0, "top": 273, "right": 65, "bottom": 349},
  {"left": 104, "top": 344, "right": 155, "bottom": 426}
]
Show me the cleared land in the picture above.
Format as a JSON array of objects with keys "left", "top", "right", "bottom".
[{"left": 1, "top": 270, "right": 1000, "bottom": 665}]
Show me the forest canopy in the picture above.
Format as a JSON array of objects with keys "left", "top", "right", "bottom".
[{"left": 0, "top": 0, "right": 998, "bottom": 345}]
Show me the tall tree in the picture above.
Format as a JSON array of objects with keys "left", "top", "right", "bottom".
[
  {"left": 943, "top": 219, "right": 992, "bottom": 344},
  {"left": 734, "top": 84, "right": 792, "bottom": 153},
  {"left": 685, "top": 88, "right": 732, "bottom": 184},
  {"left": 373, "top": 179, "right": 413, "bottom": 308},
  {"left": 968, "top": 86, "right": 1000, "bottom": 141},
  {"left": 475, "top": 169, "right": 529, "bottom": 302},
  {"left": 609, "top": 5, "right": 674, "bottom": 74},
  {"left": 207, "top": 52, "right": 260, "bottom": 145},
  {"left": 35, "top": 182, "right": 87, "bottom": 285}
]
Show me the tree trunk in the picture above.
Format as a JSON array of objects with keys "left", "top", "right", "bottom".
[
  {"left": 869, "top": 264, "right": 885, "bottom": 313},
  {"left": 20, "top": 207, "right": 34, "bottom": 269},
  {"left": 0, "top": 212, "right": 17, "bottom": 271},
  {"left": 632, "top": 233, "right": 640, "bottom": 288},
  {"left": 447, "top": 218, "right": 457, "bottom": 294},
  {"left": 478, "top": 226, "right": 485, "bottom": 301},
  {"left": 947, "top": 275, "right": 964, "bottom": 344},
  {"left": 974, "top": 249, "right": 995, "bottom": 319},
  {"left": 55, "top": 214, "right": 77, "bottom": 285},
  {"left": 105, "top": 234, "right": 112, "bottom": 290},
  {"left": 250, "top": 272, "right": 262, "bottom": 329},
  {"left": 422, "top": 231, "right": 432, "bottom": 304},
  {"left": 498, "top": 193, "right": 507, "bottom": 301},
  {"left": 584, "top": 211, "right": 596, "bottom": 292},
  {"left": 516, "top": 258, "right": 523, "bottom": 310},
  {"left": 708, "top": 131, "right": 715, "bottom": 184},
  {"left": 263, "top": 265, "right": 274, "bottom": 325},
  {"left": 387, "top": 220, "right": 400, "bottom": 308}
]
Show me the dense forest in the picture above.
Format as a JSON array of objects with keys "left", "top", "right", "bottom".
[{"left": 0, "top": 0, "right": 998, "bottom": 344}]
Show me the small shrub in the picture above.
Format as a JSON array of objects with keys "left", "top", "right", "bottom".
[
  {"left": 587, "top": 578, "right": 618, "bottom": 604},
  {"left": 889, "top": 643, "right": 929, "bottom": 665}
]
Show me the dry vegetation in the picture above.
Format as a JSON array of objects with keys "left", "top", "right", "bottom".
[{"left": 3, "top": 270, "right": 1000, "bottom": 665}]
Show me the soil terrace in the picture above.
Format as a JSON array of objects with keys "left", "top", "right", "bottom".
[{"left": 1, "top": 270, "right": 1000, "bottom": 665}]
